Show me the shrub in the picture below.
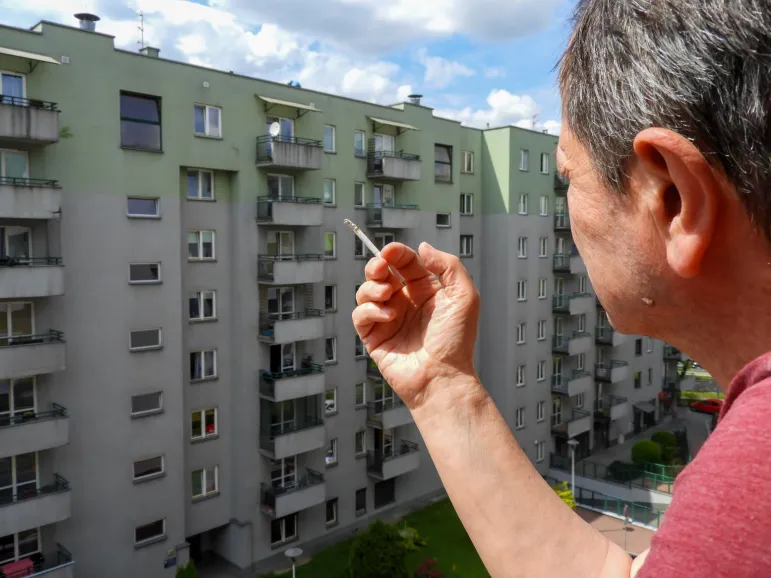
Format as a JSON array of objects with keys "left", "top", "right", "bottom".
[
  {"left": 651, "top": 431, "right": 676, "bottom": 449},
  {"left": 349, "top": 519, "right": 409, "bottom": 578},
  {"left": 661, "top": 444, "right": 678, "bottom": 463},
  {"left": 399, "top": 524, "right": 427, "bottom": 551},
  {"left": 631, "top": 440, "right": 662, "bottom": 465},
  {"left": 607, "top": 461, "right": 640, "bottom": 482},
  {"left": 415, "top": 558, "right": 443, "bottom": 578},
  {"left": 551, "top": 481, "right": 576, "bottom": 509}
]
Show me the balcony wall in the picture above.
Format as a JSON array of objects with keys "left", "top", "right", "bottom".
[
  {"left": 368, "top": 156, "right": 421, "bottom": 181},
  {"left": 568, "top": 333, "right": 592, "bottom": 356},
  {"left": 260, "top": 470, "right": 326, "bottom": 519},
  {"left": 368, "top": 444, "right": 420, "bottom": 480},
  {"left": 0, "top": 181, "right": 61, "bottom": 219},
  {"left": 0, "top": 102, "right": 60, "bottom": 148},
  {"left": 258, "top": 311, "right": 324, "bottom": 344},
  {"left": 567, "top": 371, "right": 593, "bottom": 397},
  {"left": 568, "top": 414, "right": 593, "bottom": 438},
  {"left": 609, "top": 398, "right": 631, "bottom": 421},
  {"left": 367, "top": 401, "right": 413, "bottom": 430},
  {"left": 257, "top": 257, "right": 324, "bottom": 285},
  {"left": 0, "top": 265, "right": 64, "bottom": 299},
  {"left": 595, "top": 362, "right": 630, "bottom": 384},
  {"left": 256, "top": 197, "right": 324, "bottom": 226},
  {"left": 270, "top": 424, "right": 326, "bottom": 460},
  {"left": 570, "top": 254, "right": 587, "bottom": 274},
  {"left": 0, "top": 406, "right": 69, "bottom": 460},
  {"left": 256, "top": 139, "right": 323, "bottom": 170},
  {"left": 568, "top": 294, "right": 593, "bottom": 316},
  {"left": 0, "top": 484, "right": 70, "bottom": 537},
  {"left": 0, "top": 336, "right": 65, "bottom": 380},
  {"left": 259, "top": 369, "right": 325, "bottom": 403},
  {"left": 366, "top": 205, "right": 420, "bottom": 229}
]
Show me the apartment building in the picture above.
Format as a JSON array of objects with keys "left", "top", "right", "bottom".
[{"left": 0, "top": 14, "right": 665, "bottom": 578}]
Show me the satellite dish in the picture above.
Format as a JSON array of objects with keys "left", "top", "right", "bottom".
[{"left": 269, "top": 122, "right": 281, "bottom": 138}]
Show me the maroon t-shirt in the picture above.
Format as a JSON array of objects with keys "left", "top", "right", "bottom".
[{"left": 638, "top": 352, "right": 771, "bottom": 577}]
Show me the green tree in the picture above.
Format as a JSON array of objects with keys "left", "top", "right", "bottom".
[
  {"left": 631, "top": 440, "right": 662, "bottom": 465},
  {"left": 350, "top": 519, "right": 409, "bottom": 578},
  {"left": 551, "top": 481, "right": 577, "bottom": 509},
  {"left": 651, "top": 431, "right": 677, "bottom": 463}
]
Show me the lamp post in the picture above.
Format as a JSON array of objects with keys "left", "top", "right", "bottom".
[
  {"left": 285, "top": 547, "right": 303, "bottom": 578},
  {"left": 567, "top": 439, "right": 580, "bottom": 497}
]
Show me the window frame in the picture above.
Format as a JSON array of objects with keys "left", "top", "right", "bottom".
[
  {"left": 323, "top": 178, "right": 336, "bottom": 206},
  {"left": 436, "top": 213, "right": 451, "bottom": 228},
  {"left": 129, "top": 328, "right": 162, "bottom": 352},
  {"left": 189, "top": 290, "right": 216, "bottom": 321},
  {"left": 354, "top": 182, "right": 366, "bottom": 208},
  {"left": 270, "top": 514, "right": 298, "bottom": 546},
  {"left": 577, "top": 353, "right": 585, "bottom": 371},
  {"left": 537, "top": 360, "right": 545, "bottom": 382},
  {"left": 131, "top": 392, "right": 163, "bottom": 417},
  {"left": 518, "top": 193, "right": 528, "bottom": 215},
  {"left": 434, "top": 144, "right": 453, "bottom": 183},
  {"left": 355, "top": 430, "right": 367, "bottom": 456},
  {"left": 516, "top": 365, "right": 526, "bottom": 387},
  {"left": 0, "top": 70, "right": 27, "bottom": 101},
  {"left": 635, "top": 339, "right": 643, "bottom": 356},
  {"left": 540, "top": 195, "right": 549, "bottom": 216},
  {"left": 540, "top": 153, "right": 550, "bottom": 174},
  {"left": 355, "top": 487, "right": 367, "bottom": 514},
  {"left": 515, "top": 407, "right": 525, "bottom": 429},
  {"left": 575, "top": 392, "right": 585, "bottom": 409},
  {"left": 325, "top": 337, "right": 337, "bottom": 364},
  {"left": 539, "top": 237, "right": 548, "bottom": 258},
  {"left": 355, "top": 382, "right": 367, "bottom": 408},
  {"left": 190, "top": 350, "right": 218, "bottom": 381},
  {"left": 191, "top": 408, "right": 218, "bottom": 440},
  {"left": 134, "top": 518, "right": 166, "bottom": 546},
  {"left": 634, "top": 372, "right": 642, "bottom": 389},
  {"left": 325, "top": 285, "right": 337, "bottom": 312},
  {"left": 325, "top": 388, "right": 337, "bottom": 415},
  {"left": 461, "top": 150, "right": 474, "bottom": 174},
  {"left": 536, "top": 440, "right": 545, "bottom": 462},
  {"left": 459, "top": 235, "right": 473, "bottom": 257},
  {"left": 326, "top": 438, "right": 338, "bottom": 467},
  {"left": 133, "top": 455, "right": 165, "bottom": 482},
  {"left": 520, "top": 149, "right": 529, "bottom": 171},
  {"left": 324, "top": 232, "right": 337, "bottom": 259},
  {"left": 127, "top": 196, "right": 160, "bottom": 219},
  {"left": 323, "top": 125, "right": 336, "bottom": 152},
  {"left": 354, "top": 130, "right": 366, "bottom": 157},
  {"left": 354, "top": 334, "right": 365, "bottom": 358},
  {"left": 460, "top": 193, "right": 474, "bottom": 215},
  {"left": 120, "top": 91, "right": 162, "bottom": 152},
  {"left": 191, "top": 465, "right": 219, "bottom": 499},
  {"left": 188, "top": 230, "right": 216, "bottom": 261},
  {"left": 186, "top": 169, "right": 215, "bottom": 200},
  {"left": 536, "top": 401, "right": 545, "bottom": 422},
  {"left": 516, "top": 322, "right": 526, "bottom": 345},
  {"left": 517, "top": 237, "right": 528, "bottom": 258},
  {"left": 517, "top": 280, "right": 527, "bottom": 302},
  {"left": 128, "top": 262, "right": 161, "bottom": 285},
  {"left": 0, "top": 528, "right": 40, "bottom": 565},
  {"left": 326, "top": 498, "right": 339, "bottom": 525},
  {"left": 538, "top": 278, "right": 547, "bottom": 299},
  {"left": 537, "top": 320, "right": 546, "bottom": 341},
  {"left": 193, "top": 104, "right": 222, "bottom": 138}
]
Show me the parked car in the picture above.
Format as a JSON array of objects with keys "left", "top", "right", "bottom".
[{"left": 690, "top": 398, "right": 723, "bottom": 414}]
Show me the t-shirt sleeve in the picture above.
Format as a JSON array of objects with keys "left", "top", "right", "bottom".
[{"left": 637, "top": 382, "right": 771, "bottom": 578}]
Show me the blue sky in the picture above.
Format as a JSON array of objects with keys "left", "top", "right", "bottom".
[{"left": 0, "top": 0, "right": 574, "bottom": 132}]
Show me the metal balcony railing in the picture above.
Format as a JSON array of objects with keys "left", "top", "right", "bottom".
[
  {"left": 0, "top": 177, "right": 60, "bottom": 188},
  {"left": 367, "top": 144, "right": 420, "bottom": 176},
  {"left": 554, "top": 213, "right": 570, "bottom": 231},
  {"left": 552, "top": 294, "right": 570, "bottom": 312},
  {"left": 259, "top": 362, "right": 325, "bottom": 399},
  {"left": 0, "top": 96, "right": 59, "bottom": 110},
  {"left": 257, "top": 254, "right": 324, "bottom": 280},
  {"left": 549, "top": 454, "right": 675, "bottom": 496},
  {"left": 0, "top": 403, "right": 67, "bottom": 428},
  {"left": 550, "top": 409, "right": 591, "bottom": 432},
  {"left": 594, "top": 360, "right": 629, "bottom": 382},
  {"left": 554, "top": 173, "right": 569, "bottom": 192},
  {"left": 366, "top": 397, "right": 405, "bottom": 422},
  {"left": 365, "top": 201, "right": 419, "bottom": 226},
  {"left": 663, "top": 346, "right": 682, "bottom": 360},
  {"left": 0, "top": 330, "right": 64, "bottom": 348},
  {"left": 366, "top": 440, "right": 419, "bottom": 475},
  {"left": 255, "top": 134, "right": 322, "bottom": 162},
  {"left": 259, "top": 415, "right": 324, "bottom": 453},
  {"left": 552, "top": 335, "right": 570, "bottom": 354},
  {"left": 258, "top": 309, "right": 324, "bottom": 341},
  {"left": 553, "top": 254, "right": 571, "bottom": 272},
  {"left": 595, "top": 326, "right": 616, "bottom": 345},
  {"left": 0, "top": 474, "right": 69, "bottom": 507},
  {"left": 0, "top": 256, "right": 63, "bottom": 267},
  {"left": 256, "top": 195, "right": 322, "bottom": 221},
  {"left": 1, "top": 544, "right": 73, "bottom": 578},
  {"left": 260, "top": 468, "right": 324, "bottom": 515}
]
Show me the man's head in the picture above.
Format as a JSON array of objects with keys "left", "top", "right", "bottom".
[{"left": 557, "top": 0, "right": 771, "bottom": 347}]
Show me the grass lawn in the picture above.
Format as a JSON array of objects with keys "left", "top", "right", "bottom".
[{"left": 258, "top": 499, "right": 489, "bottom": 578}]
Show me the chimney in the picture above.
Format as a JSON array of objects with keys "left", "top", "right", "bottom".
[
  {"left": 140, "top": 46, "right": 161, "bottom": 58},
  {"left": 407, "top": 94, "right": 423, "bottom": 106},
  {"left": 74, "top": 13, "right": 100, "bottom": 32}
]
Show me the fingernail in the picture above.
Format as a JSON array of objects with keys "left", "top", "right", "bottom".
[{"left": 381, "top": 306, "right": 395, "bottom": 317}]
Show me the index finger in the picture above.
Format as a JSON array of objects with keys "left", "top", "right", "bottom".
[{"left": 380, "top": 242, "right": 433, "bottom": 283}]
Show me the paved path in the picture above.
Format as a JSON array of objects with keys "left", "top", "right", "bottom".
[{"left": 576, "top": 508, "right": 654, "bottom": 556}]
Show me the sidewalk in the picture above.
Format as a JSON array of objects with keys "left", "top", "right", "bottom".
[{"left": 576, "top": 508, "right": 654, "bottom": 556}]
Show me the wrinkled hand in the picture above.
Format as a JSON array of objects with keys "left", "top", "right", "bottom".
[{"left": 352, "top": 242, "right": 480, "bottom": 409}]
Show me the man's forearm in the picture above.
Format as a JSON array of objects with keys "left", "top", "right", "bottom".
[{"left": 411, "top": 374, "right": 633, "bottom": 578}]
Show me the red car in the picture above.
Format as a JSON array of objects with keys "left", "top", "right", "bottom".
[{"left": 690, "top": 398, "right": 723, "bottom": 414}]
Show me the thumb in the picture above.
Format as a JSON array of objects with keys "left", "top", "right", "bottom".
[{"left": 418, "top": 242, "right": 474, "bottom": 293}]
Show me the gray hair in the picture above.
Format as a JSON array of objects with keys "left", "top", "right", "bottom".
[{"left": 559, "top": 0, "right": 771, "bottom": 237}]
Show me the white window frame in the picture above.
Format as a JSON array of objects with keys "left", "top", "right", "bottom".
[
  {"left": 129, "top": 328, "right": 162, "bottom": 352},
  {"left": 0, "top": 452, "right": 39, "bottom": 502},
  {"left": 326, "top": 498, "right": 338, "bottom": 525},
  {"left": 325, "top": 337, "right": 337, "bottom": 363},
  {"left": 0, "top": 528, "right": 40, "bottom": 565},
  {"left": 131, "top": 392, "right": 163, "bottom": 417},
  {"left": 187, "top": 169, "right": 214, "bottom": 200},
  {"left": 579, "top": 276, "right": 587, "bottom": 294},
  {"left": 323, "top": 178, "right": 336, "bottom": 205},
  {"left": 194, "top": 104, "right": 222, "bottom": 138},
  {"left": 520, "top": 149, "right": 529, "bottom": 171},
  {"left": 541, "top": 153, "right": 550, "bottom": 174},
  {"left": 354, "top": 130, "right": 366, "bottom": 157},
  {"left": 537, "top": 320, "right": 546, "bottom": 341},
  {"left": 518, "top": 237, "right": 528, "bottom": 258},
  {"left": 355, "top": 382, "right": 367, "bottom": 407},
  {"left": 516, "top": 323, "right": 526, "bottom": 345},
  {"left": 188, "top": 230, "right": 216, "bottom": 261},
  {"left": 518, "top": 193, "right": 528, "bottom": 214},
  {"left": 517, "top": 280, "right": 527, "bottom": 301},
  {"left": 354, "top": 335, "right": 365, "bottom": 357},
  {"left": 461, "top": 150, "right": 474, "bottom": 173},
  {"left": 539, "top": 237, "right": 548, "bottom": 258},
  {"left": 515, "top": 407, "right": 525, "bottom": 429},
  {"left": 192, "top": 466, "right": 219, "bottom": 499},
  {"left": 133, "top": 456, "right": 164, "bottom": 482},
  {"left": 536, "top": 402, "right": 545, "bottom": 423},
  {"left": 191, "top": 408, "right": 218, "bottom": 440},
  {"left": 134, "top": 518, "right": 166, "bottom": 546},
  {"left": 577, "top": 353, "right": 585, "bottom": 371},
  {"left": 575, "top": 393, "right": 585, "bottom": 409},
  {"left": 354, "top": 182, "right": 366, "bottom": 207},
  {"left": 538, "top": 278, "right": 547, "bottom": 299},
  {"left": 271, "top": 514, "right": 298, "bottom": 545},
  {"left": 189, "top": 290, "right": 216, "bottom": 321},
  {"left": 460, "top": 193, "right": 474, "bottom": 215},
  {"left": 354, "top": 236, "right": 366, "bottom": 258},
  {"left": 323, "top": 124, "right": 336, "bottom": 152},
  {"left": 325, "top": 388, "right": 337, "bottom": 415},
  {"left": 128, "top": 262, "right": 161, "bottom": 285},
  {"left": 436, "top": 213, "right": 451, "bottom": 228},
  {"left": 540, "top": 195, "right": 549, "bottom": 216},
  {"left": 0, "top": 70, "right": 26, "bottom": 101},
  {"left": 190, "top": 350, "right": 217, "bottom": 381},
  {"left": 536, "top": 440, "right": 545, "bottom": 462},
  {"left": 537, "top": 360, "right": 545, "bottom": 382},
  {"left": 460, "top": 235, "right": 473, "bottom": 257},
  {"left": 0, "top": 149, "right": 29, "bottom": 180},
  {"left": 355, "top": 430, "right": 367, "bottom": 455},
  {"left": 325, "top": 285, "right": 337, "bottom": 312},
  {"left": 0, "top": 376, "right": 36, "bottom": 422},
  {"left": 326, "top": 438, "right": 338, "bottom": 466},
  {"left": 324, "top": 232, "right": 337, "bottom": 259},
  {"left": 647, "top": 337, "right": 653, "bottom": 353},
  {"left": 127, "top": 196, "right": 160, "bottom": 218},
  {"left": 578, "top": 314, "right": 586, "bottom": 332},
  {"left": 516, "top": 365, "right": 526, "bottom": 387}
]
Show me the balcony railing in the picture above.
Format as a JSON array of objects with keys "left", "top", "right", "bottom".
[
  {"left": 256, "top": 195, "right": 322, "bottom": 221},
  {"left": 366, "top": 358, "right": 382, "bottom": 379},
  {"left": 594, "top": 360, "right": 629, "bottom": 381},
  {"left": 551, "top": 409, "right": 591, "bottom": 433},
  {"left": 596, "top": 395, "right": 629, "bottom": 414},
  {"left": 365, "top": 202, "right": 419, "bottom": 227},
  {"left": 257, "top": 254, "right": 324, "bottom": 279},
  {"left": 259, "top": 416, "right": 324, "bottom": 453},
  {"left": 0, "top": 403, "right": 66, "bottom": 428},
  {"left": 259, "top": 362, "right": 325, "bottom": 398},
  {"left": 549, "top": 454, "right": 675, "bottom": 496},
  {"left": 553, "top": 254, "right": 571, "bottom": 272},
  {"left": 554, "top": 213, "right": 570, "bottom": 231},
  {"left": 663, "top": 346, "right": 682, "bottom": 360},
  {"left": 554, "top": 173, "right": 570, "bottom": 192},
  {"left": 367, "top": 150, "right": 420, "bottom": 175},
  {"left": 258, "top": 309, "right": 324, "bottom": 341},
  {"left": 1, "top": 544, "right": 73, "bottom": 578},
  {"left": 553, "top": 335, "right": 569, "bottom": 354},
  {"left": 0, "top": 257, "right": 63, "bottom": 267},
  {"left": 0, "top": 474, "right": 69, "bottom": 507},
  {"left": 366, "top": 397, "right": 405, "bottom": 420},
  {"left": 595, "top": 326, "right": 616, "bottom": 346},
  {"left": 552, "top": 294, "right": 569, "bottom": 313},
  {"left": 0, "top": 177, "right": 60, "bottom": 188},
  {"left": 260, "top": 468, "right": 324, "bottom": 515},
  {"left": 367, "top": 440, "right": 419, "bottom": 475},
  {"left": 0, "top": 330, "right": 64, "bottom": 349},
  {"left": 0, "top": 96, "right": 59, "bottom": 111},
  {"left": 551, "top": 370, "right": 592, "bottom": 395},
  {"left": 255, "top": 134, "right": 322, "bottom": 162}
]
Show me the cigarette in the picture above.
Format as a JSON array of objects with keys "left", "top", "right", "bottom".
[{"left": 343, "top": 219, "right": 407, "bottom": 287}]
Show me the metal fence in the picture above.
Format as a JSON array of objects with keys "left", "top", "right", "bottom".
[{"left": 549, "top": 454, "right": 676, "bottom": 495}]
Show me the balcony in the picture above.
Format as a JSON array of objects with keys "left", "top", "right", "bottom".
[
  {"left": 554, "top": 173, "right": 570, "bottom": 193},
  {"left": 553, "top": 254, "right": 571, "bottom": 273},
  {"left": 0, "top": 97, "right": 60, "bottom": 149},
  {"left": 256, "top": 196, "right": 323, "bottom": 226},
  {"left": 551, "top": 409, "right": 592, "bottom": 438},
  {"left": 367, "top": 441, "right": 420, "bottom": 480},
  {"left": 0, "top": 474, "right": 70, "bottom": 537},
  {"left": 260, "top": 469, "right": 325, "bottom": 518},
  {"left": 255, "top": 135, "right": 323, "bottom": 170},
  {"left": 570, "top": 247, "right": 587, "bottom": 275},
  {"left": 367, "top": 149, "right": 421, "bottom": 182},
  {"left": 607, "top": 396, "right": 630, "bottom": 421},
  {"left": 0, "top": 257, "right": 64, "bottom": 299},
  {"left": 258, "top": 363, "right": 325, "bottom": 403},
  {"left": 664, "top": 346, "right": 683, "bottom": 361},
  {"left": 258, "top": 309, "right": 325, "bottom": 344},
  {"left": 0, "top": 331, "right": 65, "bottom": 380},
  {"left": 595, "top": 360, "right": 630, "bottom": 384},
  {"left": 366, "top": 358, "right": 382, "bottom": 380},
  {"left": 260, "top": 417, "right": 325, "bottom": 460},
  {"left": 595, "top": 326, "right": 630, "bottom": 347},
  {"left": 365, "top": 203, "right": 420, "bottom": 229},
  {"left": 0, "top": 404, "right": 69, "bottom": 460},
  {"left": 0, "top": 544, "right": 73, "bottom": 578},
  {"left": 0, "top": 177, "right": 62, "bottom": 219},
  {"left": 551, "top": 371, "right": 592, "bottom": 397},
  {"left": 257, "top": 255, "right": 324, "bottom": 285},
  {"left": 552, "top": 294, "right": 569, "bottom": 314},
  {"left": 367, "top": 397, "right": 413, "bottom": 430},
  {"left": 554, "top": 213, "right": 570, "bottom": 232},
  {"left": 568, "top": 293, "right": 593, "bottom": 316}
]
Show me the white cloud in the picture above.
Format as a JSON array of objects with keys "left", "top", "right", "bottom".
[
  {"left": 417, "top": 49, "right": 475, "bottom": 89},
  {"left": 483, "top": 67, "right": 506, "bottom": 79}
]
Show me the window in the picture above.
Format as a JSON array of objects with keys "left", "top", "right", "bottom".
[
  {"left": 516, "top": 365, "right": 526, "bottom": 387},
  {"left": 374, "top": 479, "right": 395, "bottom": 509},
  {"left": 191, "top": 408, "right": 217, "bottom": 440},
  {"left": 460, "top": 193, "right": 474, "bottom": 215},
  {"left": 187, "top": 169, "right": 214, "bottom": 200},
  {"left": 323, "top": 125, "right": 336, "bottom": 152},
  {"left": 355, "top": 430, "right": 367, "bottom": 455},
  {"left": 194, "top": 104, "right": 221, "bottom": 137},
  {"left": 188, "top": 230, "right": 215, "bottom": 260},
  {"left": 537, "top": 360, "right": 545, "bottom": 381},
  {"left": 355, "top": 335, "right": 365, "bottom": 357},
  {"left": 323, "top": 179, "right": 336, "bottom": 205},
  {"left": 461, "top": 151, "right": 474, "bottom": 173},
  {"left": 325, "top": 337, "right": 337, "bottom": 363},
  {"left": 189, "top": 291, "right": 216, "bottom": 321},
  {"left": 635, "top": 339, "right": 643, "bottom": 356},
  {"left": 0, "top": 528, "right": 40, "bottom": 565},
  {"left": 536, "top": 401, "right": 545, "bottom": 422},
  {"left": 0, "top": 71, "right": 25, "bottom": 103},
  {"left": 436, "top": 213, "right": 451, "bottom": 227},
  {"left": 325, "top": 285, "right": 337, "bottom": 311},
  {"left": 133, "top": 456, "right": 164, "bottom": 481},
  {"left": 515, "top": 407, "right": 525, "bottom": 429},
  {"left": 134, "top": 519, "right": 165, "bottom": 545},
  {"left": 648, "top": 368, "right": 653, "bottom": 385},
  {"left": 517, "top": 280, "right": 527, "bottom": 302},
  {"left": 127, "top": 197, "right": 159, "bottom": 218},
  {"left": 579, "top": 276, "right": 587, "bottom": 294},
  {"left": 355, "top": 488, "right": 367, "bottom": 514},
  {"left": 516, "top": 323, "right": 526, "bottom": 344},
  {"left": 192, "top": 466, "right": 218, "bottom": 499},
  {"left": 538, "top": 278, "right": 547, "bottom": 299},
  {"left": 537, "top": 320, "right": 546, "bottom": 341},
  {"left": 0, "top": 453, "right": 37, "bottom": 503},
  {"left": 435, "top": 144, "right": 453, "bottom": 182},
  {"left": 129, "top": 329, "right": 161, "bottom": 351},
  {"left": 540, "top": 195, "right": 549, "bottom": 216},
  {"left": 355, "top": 383, "right": 366, "bottom": 407},
  {"left": 326, "top": 498, "right": 338, "bottom": 525},
  {"left": 354, "top": 130, "right": 366, "bottom": 157},
  {"left": 575, "top": 393, "right": 585, "bottom": 409},
  {"left": 354, "top": 182, "right": 366, "bottom": 207},
  {"left": 325, "top": 438, "right": 338, "bottom": 466},
  {"left": 577, "top": 314, "right": 586, "bottom": 332},
  {"left": 541, "top": 153, "right": 550, "bottom": 174},
  {"left": 324, "top": 232, "right": 337, "bottom": 259},
  {"left": 577, "top": 353, "right": 585, "bottom": 371},
  {"left": 518, "top": 237, "right": 528, "bottom": 258},
  {"left": 536, "top": 440, "right": 546, "bottom": 462},
  {"left": 520, "top": 149, "right": 529, "bottom": 171},
  {"left": 325, "top": 388, "right": 337, "bottom": 415},
  {"left": 0, "top": 150, "right": 28, "bottom": 181},
  {"left": 518, "top": 194, "right": 528, "bottom": 214},
  {"left": 131, "top": 392, "right": 163, "bottom": 417},
  {"left": 539, "top": 238, "right": 548, "bottom": 258},
  {"left": 460, "top": 235, "right": 473, "bottom": 257},
  {"left": 271, "top": 514, "right": 298, "bottom": 546},
  {"left": 647, "top": 337, "right": 653, "bottom": 353},
  {"left": 355, "top": 236, "right": 368, "bottom": 258},
  {"left": 190, "top": 350, "right": 217, "bottom": 380},
  {"left": 634, "top": 372, "right": 642, "bottom": 389},
  {"left": 120, "top": 92, "right": 161, "bottom": 151},
  {"left": 129, "top": 263, "right": 161, "bottom": 284}
]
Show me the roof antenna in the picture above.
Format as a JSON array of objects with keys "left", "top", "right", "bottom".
[
  {"left": 137, "top": 11, "right": 145, "bottom": 49},
  {"left": 532, "top": 114, "right": 539, "bottom": 129}
]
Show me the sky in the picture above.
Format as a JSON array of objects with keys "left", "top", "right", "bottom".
[{"left": 0, "top": 0, "right": 575, "bottom": 133}]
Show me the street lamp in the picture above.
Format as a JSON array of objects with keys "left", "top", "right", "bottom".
[
  {"left": 567, "top": 439, "right": 580, "bottom": 496},
  {"left": 285, "top": 547, "right": 303, "bottom": 578}
]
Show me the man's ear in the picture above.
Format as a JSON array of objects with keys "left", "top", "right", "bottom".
[{"left": 632, "top": 128, "right": 719, "bottom": 279}]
